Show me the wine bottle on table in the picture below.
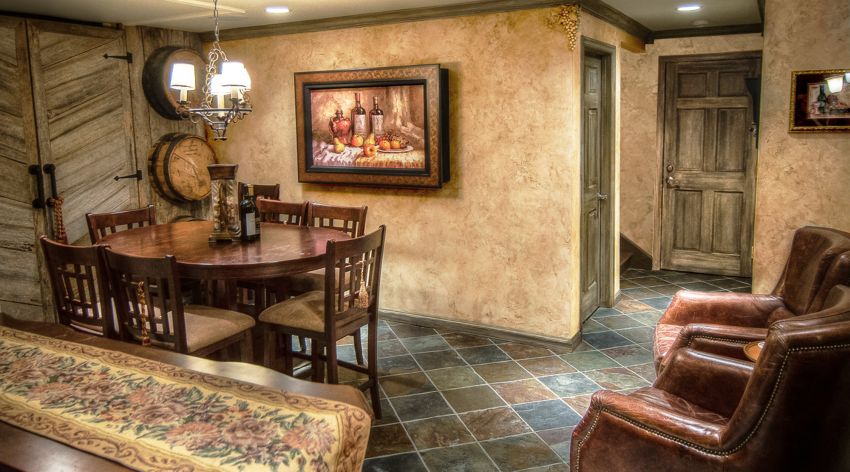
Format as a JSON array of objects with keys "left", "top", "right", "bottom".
[
  {"left": 370, "top": 96, "right": 384, "bottom": 137},
  {"left": 240, "top": 184, "right": 261, "bottom": 242},
  {"left": 351, "top": 92, "right": 367, "bottom": 138}
]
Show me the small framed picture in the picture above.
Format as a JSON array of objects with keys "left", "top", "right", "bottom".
[{"left": 789, "top": 69, "right": 850, "bottom": 132}]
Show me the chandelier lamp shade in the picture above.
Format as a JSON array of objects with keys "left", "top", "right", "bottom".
[{"left": 168, "top": 0, "right": 251, "bottom": 140}]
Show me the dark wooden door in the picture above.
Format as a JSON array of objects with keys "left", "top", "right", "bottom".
[
  {"left": 0, "top": 16, "right": 49, "bottom": 321},
  {"left": 581, "top": 55, "right": 604, "bottom": 321},
  {"left": 660, "top": 54, "right": 760, "bottom": 276},
  {"left": 27, "top": 20, "right": 139, "bottom": 244}
]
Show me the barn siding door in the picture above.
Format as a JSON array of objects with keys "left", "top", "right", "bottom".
[
  {"left": 0, "top": 17, "right": 49, "bottom": 321},
  {"left": 659, "top": 54, "right": 761, "bottom": 276},
  {"left": 27, "top": 20, "right": 139, "bottom": 244}
]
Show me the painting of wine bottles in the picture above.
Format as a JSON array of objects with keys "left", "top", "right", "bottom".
[
  {"left": 790, "top": 69, "right": 850, "bottom": 132},
  {"left": 295, "top": 64, "right": 450, "bottom": 188}
]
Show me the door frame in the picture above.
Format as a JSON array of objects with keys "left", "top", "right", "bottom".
[
  {"left": 653, "top": 51, "right": 762, "bottom": 272},
  {"left": 580, "top": 37, "right": 616, "bottom": 312}
]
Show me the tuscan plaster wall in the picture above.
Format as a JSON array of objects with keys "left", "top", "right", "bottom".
[
  {"left": 753, "top": 0, "right": 850, "bottom": 292},
  {"left": 211, "top": 9, "right": 638, "bottom": 341},
  {"left": 619, "top": 33, "right": 764, "bottom": 257}
]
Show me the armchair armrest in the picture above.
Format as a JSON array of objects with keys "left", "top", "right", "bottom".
[
  {"left": 661, "top": 290, "right": 785, "bottom": 327},
  {"left": 655, "top": 347, "right": 753, "bottom": 418},
  {"left": 660, "top": 323, "right": 768, "bottom": 370}
]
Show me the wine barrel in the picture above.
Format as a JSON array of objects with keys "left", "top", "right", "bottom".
[
  {"left": 142, "top": 46, "right": 206, "bottom": 120},
  {"left": 148, "top": 133, "right": 217, "bottom": 203}
]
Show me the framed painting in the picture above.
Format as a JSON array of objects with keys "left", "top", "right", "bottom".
[
  {"left": 789, "top": 69, "right": 850, "bottom": 132},
  {"left": 295, "top": 64, "right": 450, "bottom": 188}
]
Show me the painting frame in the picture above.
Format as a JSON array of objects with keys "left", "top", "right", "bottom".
[
  {"left": 789, "top": 69, "right": 850, "bottom": 133},
  {"left": 295, "top": 64, "right": 450, "bottom": 188}
]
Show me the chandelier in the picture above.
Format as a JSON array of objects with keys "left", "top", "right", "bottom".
[{"left": 169, "top": 0, "right": 251, "bottom": 140}]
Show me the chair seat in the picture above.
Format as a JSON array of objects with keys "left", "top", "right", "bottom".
[
  {"left": 653, "top": 323, "right": 684, "bottom": 366},
  {"left": 259, "top": 291, "right": 326, "bottom": 332},
  {"left": 184, "top": 305, "right": 255, "bottom": 353}
]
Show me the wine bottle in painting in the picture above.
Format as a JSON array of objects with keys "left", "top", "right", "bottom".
[
  {"left": 239, "top": 184, "right": 260, "bottom": 242},
  {"left": 329, "top": 108, "right": 352, "bottom": 144},
  {"left": 817, "top": 84, "right": 828, "bottom": 114},
  {"left": 351, "top": 92, "right": 368, "bottom": 138},
  {"left": 370, "top": 96, "right": 384, "bottom": 137}
]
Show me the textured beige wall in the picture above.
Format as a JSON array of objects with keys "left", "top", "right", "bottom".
[
  {"left": 211, "top": 9, "right": 636, "bottom": 340},
  {"left": 619, "top": 34, "right": 763, "bottom": 256},
  {"left": 753, "top": 0, "right": 850, "bottom": 292}
]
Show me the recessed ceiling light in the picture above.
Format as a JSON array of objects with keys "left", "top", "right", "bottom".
[
  {"left": 265, "top": 6, "right": 290, "bottom": 14},
  {"left": 677, "top": 4, "right": 702, "bottom": 12}
]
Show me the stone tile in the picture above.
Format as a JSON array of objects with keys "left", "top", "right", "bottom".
[
  {"left": 363, "top": 452, "right": 428, "bottom": 472},
  {"left": 657, "top": 273, "right": 701, "bottom": 284},
  {"left": 538, "top": 427, "right": 573, "bottom": 461},
  {"left": 498, "top": 342, "right": 553, "bottom": 360},
  {"left": 400, "top": 335, "right": 450, "bottom": 353},
  {"left": 523, "top": 463, "right": 571, "bottom": 472},
  {"left": 420, "top": 443, "right": 497, "bottom": 472},
  {"left": 480, "top": 433, "right": 562, "bottom": 471},
  {"left": 622, "top": 287, "right": 664, "bottom": 300},
  {"left": 374, "top": 398, "right": 399, "bottom": 425},
  {"left": 538, "top": 372, "right": 601, "bottom": 397},
  {"left": 582, "top": 331, "right": 633, "bottom": 349},
  {"left": 601, "top": 345, "right": 654, "bottom": 367},
  {"left": 628, "top": 362, "right": 658, "bottom": 383},
  {"left": 442, "top": 385, "right": 505, "bottom": 413},
  {"left": 642, "top": 296, "right": 672, "bottom": 310},
  {"left": 427, "top": 366, "right": 485, "bottom": 390},
  {"left": 491, "top": 379, "right": 557, "bottom": 404},
  {"left": 404, "top": 415, "right": 475, "bottom": 449},
  {"left": 459, "top": 406, "right": 531, "bottom": 441},
  {"left": 563, "top": 394, "right": 593, "bottom": 416},
  {"left": 729, "top": 286, "right": 752, "bottom": 293},
  {"left": 518, "top": 356, "right": 576, "bottom": 376},
  {"left": 581, "top": 319, "right": 608, "bottom": 333},
  {"left": 706, "top": 278, "right": 751, "bottom": 290},
  {"left": 366, "top": 423, "right": 415, "bottom": 458},
  {"left": 380, "top": 372, "right": 435, "bottom": 397},
  {"left": 378, "top": 354, "right": 421, "bottom": 376},
  {"left": 570, "top": 341, "right": 597, "bottom": 352},
  {"left": 590, "top": 307, "right": 621, "bottom": 317},
  {"left": 678, "top": 281, "right": 725, "bottom": 292},
  {"left": 390, "top": 392, "right": 453, "bottom": 421},
  {"left": 617, "top": 326, "right": 655, "bottom": 344},
  {"left": 628, "top": 311, "right": 663, "bottom": 326},
  {"left": 489, "top": 337, "right": 512, "bottom": 344},
  {"left": 441, "top": 332, "right": 494, "bottom": 349},
  {"left": 560, "top": 350, "right": 619, "bottom": 371},
  {"left": 456, "top": 345, "right": 511, "bottom": 365},
  {"left": 377, "top": 339, "right": 408, "bottom": 358},
  {"left": 650, "top": 284, "right": 686, "bottom": 296},
  {"left": 614, "top": 299, "right": 654, "bottom": 313},
  {"left": 514, "top": 399, "right": 581, "bottom": 430},
  {"left": 473, "top": 361, "right": 532, "bottom": 383},
  {"left": 621, "top": 268, "right": 649, "bottom": 279},
  {"left": 413, "top": 350, "right": 467, "bottom": 370},
  {"left": 390, "top": 323, "right": 438, "bottom": 338},
  {"left": 596, "top": 314, "right": 643, "bottom": 330},
  {"left": 585, "top": 367, "right": 650, "bottom": 390},
  {"left": 619, "top": 279, "right": 641, "bottom": 288},
  {"left": 630, "top": 276, "right": 668, "bottom": 287}
]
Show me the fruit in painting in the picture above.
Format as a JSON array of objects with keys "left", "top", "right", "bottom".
[
  {"left": 390, "top": 139, "right": 402, "bottom": 149},
  {"left": 379, "top": 140, "right": 392, "bottom": 151},
  {"left": 362, "top": 144, "right": 377, "bottom": 157},
  {"left": 351, "top": 134, "right": 365, "bottom": 147},
  {"left": 366, "top": 133, "right": 376, "bottom": 145},
  {"left": 333, "top": 138, "right": 345, "bottom": 153}
]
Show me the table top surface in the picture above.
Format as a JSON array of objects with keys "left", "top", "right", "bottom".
[{"left": 101, "top": 221, "right": 350, "bottom": 279}]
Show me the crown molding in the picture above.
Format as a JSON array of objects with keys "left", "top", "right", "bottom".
[{"left": 652, "top": 23, "right": 763, "bottom": 41}]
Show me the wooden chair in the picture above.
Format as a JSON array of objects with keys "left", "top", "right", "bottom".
[
  {"left": 260, "top": 226, "right": 386, "bottom": 417},
  {"left": 40, "top": 236, "right": 115, "bottom": 337},
  {"left": 258, "top": 198, "right": 307, "bottom": 225},
  {"left": 86, "top": 205, "right": 157, "bottom": 244},
  {"left": 104, "top": 248, "right": 255, "bottom": 360},
  {"left": 238, "top": 182, "right": 280, "bottom": 202},
  {"left": 305, "top": 202, "right": 368, "bottom": 238}
]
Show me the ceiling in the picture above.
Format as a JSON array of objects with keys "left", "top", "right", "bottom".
[{"left": 0, "top": 0, "right": 761, "bottom": 34}]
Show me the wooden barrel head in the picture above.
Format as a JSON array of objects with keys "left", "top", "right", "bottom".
[
  {"left": 142, "top": 47, "right": 206, "bottom": 120},
  {"left": 148, "top": 134, "right": 216, "bottom": 202}
]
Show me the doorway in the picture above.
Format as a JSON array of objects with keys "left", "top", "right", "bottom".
[
  {"left": 657, "top": 52, "right": 761, "bottom": 276},
  {"left": 580, "top": 38, "right": 615, "bottom": 323}
]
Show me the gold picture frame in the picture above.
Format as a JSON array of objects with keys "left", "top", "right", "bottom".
[{"left": 789, "top": 69, "right": 850, "bottom": 132}]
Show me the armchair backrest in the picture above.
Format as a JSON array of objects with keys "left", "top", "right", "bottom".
[
  {"left": 723, "top": 286, "right": 850, "bottom": 470},
  {"left": 772, "top": 226, "right": 850, "bottom": 315}
]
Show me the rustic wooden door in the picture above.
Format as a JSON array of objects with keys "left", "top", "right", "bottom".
[
  {"left": 0, "top": 17, "right": 50, "bottom": 321},
  {"left": 659, "top": 53, "right": 760, "bottom": 276},
  {"left": 580, "top": 53, "right": 610, "bottom": 321},
  {"left": 27, "top": 20, "right": 139, "bottom": 244}
]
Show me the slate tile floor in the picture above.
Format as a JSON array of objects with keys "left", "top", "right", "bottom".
[{"left": 356, "top": 269, "right": 751, "bottom": 471}]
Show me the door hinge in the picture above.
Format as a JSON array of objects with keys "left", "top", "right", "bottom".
[{"left": 103, "top": 52, "right": 133, "bottom": 63}]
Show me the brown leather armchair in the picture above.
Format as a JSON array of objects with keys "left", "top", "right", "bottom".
[
  {"left": 653, "top": 226, "right": 850, "bottom": 369},
  {"left": 571, "top": 285, "right": 850, "bottom": 472}
]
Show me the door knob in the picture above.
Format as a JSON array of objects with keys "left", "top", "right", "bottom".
[
  {"left": 666, "top": 176, "right": 678, "bottom": 188},
  {"left": 597, "top": 193, "right": 609, "bottom": 201},
  {"left": 666, "top": 164, "right": 674, "bottom": 172}
]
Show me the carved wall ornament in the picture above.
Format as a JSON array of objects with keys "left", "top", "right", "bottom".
[{"left": 547, "top": 5, "right": 581, "bottom": 51}]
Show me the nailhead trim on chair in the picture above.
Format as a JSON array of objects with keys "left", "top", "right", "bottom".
[
  {"left": 573, "top": 343, "right": 850, "bottom": 471},
  {"left": 686, "top": 335, "right": 750, "bottom": 347}
]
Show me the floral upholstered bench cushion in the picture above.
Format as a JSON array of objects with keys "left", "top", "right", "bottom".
[{"left": 0, "top": 327, "right": 370, "bottom": 472}]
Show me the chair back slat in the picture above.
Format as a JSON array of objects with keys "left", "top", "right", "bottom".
[
  {"left": 86, "top": 205, "right": 157, "bottom": 244},
  {"left": 40, "top": 236, "right": 114, "bottom": 337},
  {"left": 103, "top": 248, "right": 188, "bottom": 353},
  {"left": 306, "top": 202, "right": 368, "bottom": 238},
  {"left": 257, "top": 198, "right": 307, "bottom": 225},
  {"left": 324, "top": 226, "right": 386, "bottom": 322},
  {"left": 238, "top": 182, "right": 280, "bottom": 202}
]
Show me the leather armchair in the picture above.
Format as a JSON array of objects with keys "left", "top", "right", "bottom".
[
  {"left": 572, "top": 288, "right": 850, "bottom": 472},
  {"left": 654, "top": 226, "right": 850, "bottom": 368}
]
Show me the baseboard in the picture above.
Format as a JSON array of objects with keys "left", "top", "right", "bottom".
[{"left": 380, "top": 309, "right": 582, "bottom": 352}]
